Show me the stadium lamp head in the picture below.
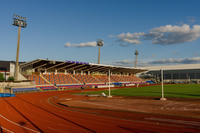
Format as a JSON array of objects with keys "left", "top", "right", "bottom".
[
  {"left": 13, "top": 14, "right": 27, "bottom": 28},
  {"left": 135, "top": 50, "right": 139, "bottom": 55},
  {"left": 97, "top": 39, "right": 104, "bottom": 47}
]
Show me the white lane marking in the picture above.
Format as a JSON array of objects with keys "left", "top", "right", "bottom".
[
  {"left": 65, "top": 98, "right": 72, "bottom": 100},
  {"left": 77, "top": 101, "right": 138, "bottom": 111},
  {"left": 1, "top": 127, "right": 14, "bottom": 133},
  {"left": 145, "top": 117, "right": 200, "bottom": 127},
  {"left": 47, "top": 126, "right": 57, "bottom": 131},
  {"left": 0, "top": 114, "right": 41, "bottom": 133},
  {"left": 79, "top": 101, "right": 115, "bottom": 107}
]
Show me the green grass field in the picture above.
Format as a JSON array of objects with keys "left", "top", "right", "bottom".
[{"left": 80, "top": 84, "right": 200, "bottom": 98}]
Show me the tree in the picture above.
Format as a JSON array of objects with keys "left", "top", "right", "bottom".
[
  {"left": 0, "top": 73, "right": 5, "bottom": 81},
  {"left": 7, "top": 76, "right": 14, "bottom": 82}
]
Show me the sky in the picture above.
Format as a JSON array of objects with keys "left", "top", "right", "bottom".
[{"left": 1, "top": 0, "right": 200, "bottom": 67}]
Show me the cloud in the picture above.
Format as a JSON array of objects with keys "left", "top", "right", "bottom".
[
  {"left": 187, "top": 16, "right": 196, "bottom": 23},
  {"left": 112, "top": 57, "right": 200, "bottom": 67},
  {"left": 113, "top": 60, "right": 133, "bottom": 66},
  {"left": 65, "top": 41, "right": 97, "bottom": 47},
  {"left": 115, "top": 24, "right": 200, "bottom": 45},
  {"left": 147, "top": 57, "right": 200, "bottom": 65},
  {"left": 117, "top": 32, "right": 144, "bottom": 45}
]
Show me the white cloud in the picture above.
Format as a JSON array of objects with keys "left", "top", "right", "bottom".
[
  {"left": 117, "top": 32, "right": 144, "bottom": 45},
  {"left": 112, "top": 57, "right": 200, "bottom": 67},
  {"left": 115, "top": 24, "right": 200, "bottom": 45},
  {"left": 65, "top": 41, "right": 97, "bottom": 47},
  {"left": 65, "top": 42, "right": 71, "bottom": 47},
  {"left": 149, "top": 24, "right": 200, "bottom": 44},
  {"left": 113, "top": 59, "right": 133, "bottom": 66},
  {"left": 147, "top": 57, "right": 200, "bottom": 65},
  {"left": 187, "top": 16, "right": 196, "bottom": 23}
]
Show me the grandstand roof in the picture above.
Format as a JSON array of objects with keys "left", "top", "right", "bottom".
[{"left": 20, "top": 59, "right": 146, "bottom": 74}]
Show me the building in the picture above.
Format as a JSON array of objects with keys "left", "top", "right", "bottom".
[
  {"left": 141, "top": 64, "right": 200, "bottom": 83},
  {"left": 0, "top": 61, "right": 16, "bottom": 80}
]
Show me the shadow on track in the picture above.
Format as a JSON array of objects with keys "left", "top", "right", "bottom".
[
  {"left": 0, "top": 125, "right": 3, "bottom": 133},
  {"left": 16, "top": 96, "right": 96, "bottom": 133},
  {"left": 3, "top": 98, "right": 44, "bottom": 133}
]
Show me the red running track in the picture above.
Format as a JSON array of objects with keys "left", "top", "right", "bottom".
[{"left": 0, "top": 90, "right": 200, "bottom": 133}]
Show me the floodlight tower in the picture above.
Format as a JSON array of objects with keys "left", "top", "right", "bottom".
[
  {"left": 134, "top": 50, "right": 139, "bottom": 68},
  {"left": 97, "top": 39, "right": 104, "bottom": 64},
  {"left": 13, "top": 14, "right": 27, "bottom": 81}
]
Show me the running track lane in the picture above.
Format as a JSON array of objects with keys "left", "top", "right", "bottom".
[{"left": 0, "top": 91, "right": 199, "bottom": 133}]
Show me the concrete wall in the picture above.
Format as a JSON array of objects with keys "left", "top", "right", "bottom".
[
  {"left": 10, "top": 63, "right": 15, "bottom": 77},
  {"left": 0, "top": 81, "right": 35, "bottom": 88}
]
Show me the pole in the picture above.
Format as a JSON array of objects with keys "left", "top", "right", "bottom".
[
  {"left": 14, "top": 26, "right": 21, "bottom": 81},
  {"left": 134, "top": 50, "right": 139, "bottom": 68},
  {"left": 3, "top": 82, "right": 6, "bottom": 97},
  {"left": 161, "top": 69, "right": 164, "bottom": 98},
  {"left": 4, "top": 70, "right": 6, "bottom": 81},
  {"left": 160, "top": 68, "right": 167, "bottom": 100},
  {"left": 108, "top": 69, "right": 112, "bottom": 98},
  {"left": 98, "top": 46, "right": 101, "bottom": 64},
  {"left": 135, "top": 54, "right": 137, "bottom": 68}
]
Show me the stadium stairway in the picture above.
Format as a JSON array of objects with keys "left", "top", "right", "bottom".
[{"left": 39, "top": 74, "right": 58, "bottom": 90}]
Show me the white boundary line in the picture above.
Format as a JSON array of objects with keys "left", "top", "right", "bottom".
[
  {"left": 145, "top": 117, "right": 200, "bottom": 127},
  {"left": 1, "top": 127, "right": 14, "bottom": 133},
  {"left": 78, "top": 101, "right": 137, "bottom": 111},
  {"left": 0, "top": 114, "right": 40, "bottom": 133}
]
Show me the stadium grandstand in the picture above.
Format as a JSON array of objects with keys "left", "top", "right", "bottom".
[
  {"left": 22, "top": 59, "right": 145, "bottom": 87},
  {"left": 0, "top": 59, "right": 146, "bottom": 93}
]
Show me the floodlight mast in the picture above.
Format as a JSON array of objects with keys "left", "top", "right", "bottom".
[
  {"left": 13, "top": 14, "right": 27, "bottom": 81},
  {"left": 134, "top": 50, "right": 139, "bottom": 68},
  {"left": 97, "top": 39, "right": 104, "bottom": 64}
]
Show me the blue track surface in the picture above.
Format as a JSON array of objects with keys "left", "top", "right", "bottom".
[{"left": 0, "top": 93, "right": 15, "bottom": 97}]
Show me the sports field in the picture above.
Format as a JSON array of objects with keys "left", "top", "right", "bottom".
[{"left": 81, "top": 84, "right": 200, "bottom": 98}]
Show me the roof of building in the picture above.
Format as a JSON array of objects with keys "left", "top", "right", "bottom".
[
  {"left": 141, "top": 64, "right": 200, "bottom": 71},
  {"left": 20, "top": 59, "right": 146, "bottom": 74}
]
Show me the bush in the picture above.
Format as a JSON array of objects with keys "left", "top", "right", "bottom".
[
  {"left": 7, "top": 76, "right": 14, "bottom": 82},
  {"left": 0, "top": 73, "right": 5, "bottom": 81}
]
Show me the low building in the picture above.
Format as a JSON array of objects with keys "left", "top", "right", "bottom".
[{"left": 141, "top": 64, "right": 200, "bottom": 83}]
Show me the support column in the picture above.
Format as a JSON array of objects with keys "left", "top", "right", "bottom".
[
  {"left": 98, "top": 47, "right": 101, "bottom": 64},
  {"left": 14, "top": 26, "right": 21, "bottom": 81},
  {"left": 108, "top": 69, "right": 112, "bottom": 98},
  {"left": 44, "top": 69, "right": 47, "bottom": 74},
  {"left": 160, "top": 68, "right": 167, "bottom": 101},
  {"left": 73, "top": 70, "right": 75, "bottom": 75},
  {"left": 55, "top": 69, "right": 57, "bottom": 75}
]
